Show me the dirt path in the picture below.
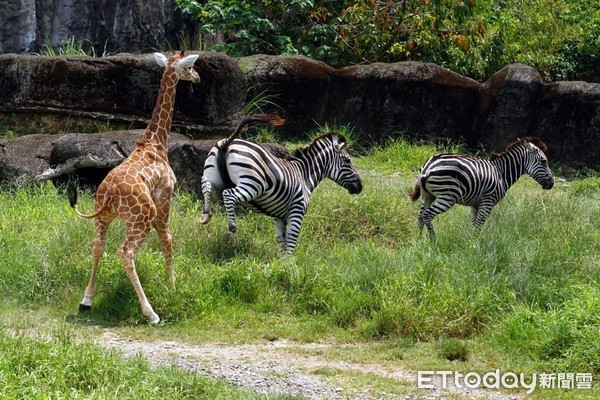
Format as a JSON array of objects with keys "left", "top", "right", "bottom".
[{"left": 99, "top": 331, "right": 520, "bottom": 400}]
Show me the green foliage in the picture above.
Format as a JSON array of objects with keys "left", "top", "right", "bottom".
[
  {"left": 0, "top": 139, "right": 598, "bottom": 388},
  {"left": 37, "top": 37, "right": 109, "bottom": 57},
  {"left": 437, "top": 337, "right": 469, "bottom": 362},
  {"left": 567, "top": 177, "right": 600, "bottom": 199},
  {"left": 0, "top": 328, "right": 267, "bottom": 399},
  {"left": 175, "top": 0, "right": 599, "bottom": 81}
]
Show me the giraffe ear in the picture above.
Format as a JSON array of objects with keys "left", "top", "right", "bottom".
[
  {"left": 176, "top": 54, "right": 199, "bottom": 70},
  {"left": 154, "top": 52, "right": 169, "bottom": 67}
]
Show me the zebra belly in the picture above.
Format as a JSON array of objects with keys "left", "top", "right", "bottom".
[{"left": 245, "top": 195, "right": 291, "bottom": 220}]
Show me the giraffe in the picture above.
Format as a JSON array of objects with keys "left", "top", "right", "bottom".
[{"left": 68, "top": 51, "right": 200, "bottom": 323}]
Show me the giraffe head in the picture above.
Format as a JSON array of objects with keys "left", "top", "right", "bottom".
[{"left": 154, "top": 51, "right": 201, "bottom": 84}]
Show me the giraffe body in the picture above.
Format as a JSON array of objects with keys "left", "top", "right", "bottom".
[{"left": 70, "top": 52, "right": 200, "bottom": 323}]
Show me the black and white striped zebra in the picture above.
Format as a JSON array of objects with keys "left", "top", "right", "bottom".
[
  {"left": 410, "top": 136, "right": 554, "bottom": 239},
  {"left": 200, "top": 114, "right": 363, "bottom": 254}
]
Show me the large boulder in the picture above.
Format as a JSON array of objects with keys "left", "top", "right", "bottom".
[
  {"left": 0, "top": 0, "right": 191, "bottom": 54},
  {"left": 0, "top": 52, "right": 246, "bottom": 136},
  {"left": 537, "top": 81, "right": 600, "bottom": 169},
  {"left": 328, "top": 62, "right": 482, "bottom": 145},
  {"left": 239, "top": 55, "right": 334, "bottom": 137},
  {"left": 0, "top": 134, "right": 55, "bottom": 183},
  {"left": 24, "top": 129, "right": 289, "bottom": 196},
  {"left": 477, "top": 64, "right": 545, "bottom": 150}
]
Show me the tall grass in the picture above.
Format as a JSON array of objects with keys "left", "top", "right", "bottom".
[
  {"left": 0, "top": 327, "right": 287, "bottom": 399},
  {"left": 0, "top": 138, "right": 598, "bottom": 394}
]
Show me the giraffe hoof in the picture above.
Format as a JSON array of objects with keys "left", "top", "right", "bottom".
[
  {"left": 148, "top": 313, "right": 160, "bottom": 324},
  {"left": 224, "top": 231, "right": 234, "bottom": 244},
  {"left": 79, "top": 303, "right": 92, "bottom": 313}
]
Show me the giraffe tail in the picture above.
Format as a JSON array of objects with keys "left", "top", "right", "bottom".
[
  {"left": 67, "top": 183, "right": 109, "bottom": 219},
  {"left": 218, "top": 113, "right": 285, "bottom": 150}
]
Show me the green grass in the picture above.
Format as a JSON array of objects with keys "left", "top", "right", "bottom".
[
  {"left": 0, "top": 137, "right": 598, "bottom": 398},
  {"left": 0, "top": 327, "right": 272, "bottom": 399}
]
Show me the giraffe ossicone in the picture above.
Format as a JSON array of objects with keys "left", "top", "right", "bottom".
[{"left": 69, "top": 51, "right": 200, "bottom": 324}]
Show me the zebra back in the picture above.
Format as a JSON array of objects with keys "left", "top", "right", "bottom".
[{"left": 217, "top": 113, "right": 285, "bottom": 150}]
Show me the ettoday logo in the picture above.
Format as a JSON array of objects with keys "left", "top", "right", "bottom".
[{"left": 418, "top": 370, "right": 593, "bottom": 394}]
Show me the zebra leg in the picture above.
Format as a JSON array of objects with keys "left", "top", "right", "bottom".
[
  {"left": 274, "top": 218, "right": 288, "bottom": 253},
  {"left": 470, "top": 206, "right": 479, "bottom": 226},
  {"left": 200, "top": 176, "right": 213, "bottom": 224},
  {"left": 417, "top": 192, "right": 435, "bottom": 236},
  {"left": 221, "top": 186, "right": 259, "bottom": 244},
  {"left": 421, "top": 195, "right": 455, "bottom": 240},
  {"left": 283, "top": 213, "right": 305, "bottom": 255},
  {"left": 472, "top": 200, "right": 495, "bottom": 229}
]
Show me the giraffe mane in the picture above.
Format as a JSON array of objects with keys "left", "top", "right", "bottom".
[{"left": 490, "top": 136, "right": 548, "bottom": 160}]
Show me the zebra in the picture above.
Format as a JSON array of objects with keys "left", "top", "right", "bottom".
[
  {"left": 200, "top": 114, "right": 363, "bottom": 254},
  {"left": 410, "top": 136, "right": 554, "bottom": 239}
]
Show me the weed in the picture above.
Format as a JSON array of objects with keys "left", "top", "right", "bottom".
[{"left": 437, "top": 337, "right": 469, "bottom": 362}]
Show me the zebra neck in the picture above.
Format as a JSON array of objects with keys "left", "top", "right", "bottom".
[
  {"left": 491, "top": 147, "right": 527, "bottom": 189},
  {"left": 291, "top": 149, "right": 330, "bottom": 193}
]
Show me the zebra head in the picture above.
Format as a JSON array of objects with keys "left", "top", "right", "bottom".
[
  {"left": 520, "top": 138, "right": 554, "bottom": 190},
  {"left": 324, "top": 134, "right": 363, "bottom": 194}
]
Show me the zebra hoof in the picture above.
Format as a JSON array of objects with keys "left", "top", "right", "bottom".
[
  {"left": 200, "top": 213, "right": 211, "bottom": 224},
  {"left": 224, "top": 231, "right": 234, "bottom": 244},
  {"left": 79, "top": 303, "right": 92, "bottom": 313}
]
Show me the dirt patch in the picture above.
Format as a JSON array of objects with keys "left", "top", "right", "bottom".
[{"left": 99, "top": 331, "right": 520, "bottom": 400}]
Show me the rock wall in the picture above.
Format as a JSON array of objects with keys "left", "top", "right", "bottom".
[
  {"left": 0, "top": 52, "right": 599, "bottom": 183},
  {"left": 0, "top": 0, "right": 188, "bottom": 54}
]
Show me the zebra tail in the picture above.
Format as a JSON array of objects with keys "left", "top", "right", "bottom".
[
  {"left": 409, "top": 181, "right": 421, "bottom": 201},
  {"left": 218, "top": 113, "right": 285, "bottom": 150}
]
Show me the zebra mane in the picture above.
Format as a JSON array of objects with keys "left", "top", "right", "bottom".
[
  {"left": 490, "top": 136, "right": 548, "bottom": 160},
  {"left": 291, "top": 133, "right": 347, "bottom": 158}
]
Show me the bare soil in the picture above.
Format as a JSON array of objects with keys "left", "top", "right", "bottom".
[{"left": 100, "top": 330, "right": 520, "bottom": 400}]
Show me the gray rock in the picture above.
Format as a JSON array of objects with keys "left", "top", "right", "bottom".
[{"left": 0, "top": 0, "right": 190, "bottom": 54}]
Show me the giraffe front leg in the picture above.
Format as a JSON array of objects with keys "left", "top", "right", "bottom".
[
  {"left": 80, "top": 220, "right": 109, "bottom": 312},
  {"left": 200, "top": 176, "right": 213, "bottom": 224}
]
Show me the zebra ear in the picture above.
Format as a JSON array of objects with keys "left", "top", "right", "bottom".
[
  {"left": 154, "top": 52, "right": 169, "bottom": 67},
  {"left": 520, "top": 139, "right": 536, "bottom": 153},
  {"left": 336, "top": 141, "right": 349, "bottom": 152}
]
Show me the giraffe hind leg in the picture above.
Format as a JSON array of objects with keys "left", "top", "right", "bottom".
[
  {"left": 153, "top": 200, "right": 175, "bottom": 289},
  {"left": 118, "top": 221, "right": 160, "bottom": 323},
  {"left": 80, "top": 219, "right": 110, "bottom": 312}
]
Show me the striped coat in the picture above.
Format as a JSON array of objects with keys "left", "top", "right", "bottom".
[
  {"left": 201, "top": 114, "right": 363, "bottom": 254},
  {"left": 410, "top": 136, "right": 554, "bottom": 239}
]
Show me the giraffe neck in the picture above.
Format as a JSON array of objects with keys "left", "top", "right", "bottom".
[{"left": 143, "top": 68, "right": 178, "bottom": 150}]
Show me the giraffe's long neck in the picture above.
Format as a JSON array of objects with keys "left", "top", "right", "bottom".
[{"left": 143, "top": 68, "right": 178, "bottom": 150}]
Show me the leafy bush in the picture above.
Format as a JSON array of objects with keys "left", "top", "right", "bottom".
[{"left": 175, "top": 0, "right": 599, "bottom": 81}]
